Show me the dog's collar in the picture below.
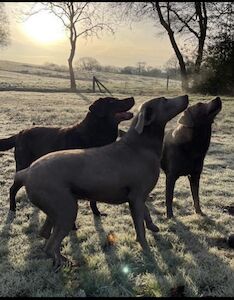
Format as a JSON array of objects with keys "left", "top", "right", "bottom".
[
  {"left": 187, "top": 108, "right": 195, "bottom": 126},
  {"left": 181, "top": 108, "right": 195, "bottom": 128}
]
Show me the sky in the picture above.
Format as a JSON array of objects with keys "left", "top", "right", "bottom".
[{"left": 0, "top": 2, "right": 174, "bottom": 69}]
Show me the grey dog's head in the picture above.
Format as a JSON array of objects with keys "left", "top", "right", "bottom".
[{"left": 132, "top": 95, "right": 189, "bottom": 134}]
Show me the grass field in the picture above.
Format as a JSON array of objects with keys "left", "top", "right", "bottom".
[
  {"left": 0, "top": 60, "right": 181, "bottom": 95},
  {"left": 0, "top": 62, "right": 233, "bottom": 297}
]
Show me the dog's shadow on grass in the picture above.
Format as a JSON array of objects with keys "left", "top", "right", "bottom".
[
  {"left": 1, "top": 201, "right": 66, "bottom": 296},
  {"left": 143, "top": 199, "right": 233, "bottom": 296},
  {"left": 152, "top": 216, "right": 233, "bottom": 297},
  {"left": 67, "top": 209, "right": 136, "bottom": 296},
  {"left": 75, "top": 92, "right": 93, "bottom": 104},
  {"left": 92, "top": 215, "right": 136, "bottom": 296},
  {"left": 24, "top": 206, "right": 79, "bottom": 296},
  {"left": 1, "top": 213, "right": 14, "bottom": 267},
  {"left": 24, "top": 206, "right": 46, "bottom": 260},
  {"left": 91, "top": 213, "right": 173, "bottom": 297},
  {"left": 1, "top": 193, "right": 31, "bottom": 261},
  {"left": 69, "top": 213, "right": 166, "bottom": 297}
]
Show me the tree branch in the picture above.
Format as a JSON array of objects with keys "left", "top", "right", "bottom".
[{"left": 169, "top": 6, "right": 199, "bottom": 38}]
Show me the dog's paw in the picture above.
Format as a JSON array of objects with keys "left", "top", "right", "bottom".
[
  {"left": 6, "top": 211, "right": 16, "bottom": 223},
  {"left": 146, "top": 223, "right": 159, "bottom": 233},
  {"left": 227, "top": 234, "right": 234, "bottom": 248},
  {"left": 142, "top": 244, "right": 151, "bottom": 256},
  {"left": 166, "top": 214, "right": 174, "bottom": 219},
  {"left": 53, "top": 256, "right": 78, "bottom": 273},
  {"left": 223, "top": 206, "right": 234, "bottom": 216},
  {"left": 94, "top": 212, "right": 108, "bottom": 218},
  {"left": 100, "top": 212, "right": 108, "bottom": 217},
  {"left": 196, "top": 210, "right": 206, "bottom": 217},
  {"left": 72, "top": 223, "right": 78, "bottom": 231},
  {"left": 53, "top": 255, "right": 70, "bottom": 273}
]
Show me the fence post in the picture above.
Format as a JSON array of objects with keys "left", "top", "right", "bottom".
[
  {"left": 93, "top": 76, "right": 96, "bottom": 93},
  {"left": 166, "top": 74, "right": 169, "bottom": 91},
  {"left": 92, "top": 76, "right": 112, "bottom": 96}
]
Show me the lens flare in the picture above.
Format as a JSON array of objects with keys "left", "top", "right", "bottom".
[{"left": 122, "top": 266, "right": 129, "bottom": 274}]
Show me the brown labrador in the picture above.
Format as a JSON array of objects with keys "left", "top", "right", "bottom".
[
  {"left": 0, "top": 96, "right": 134, "bottom": 219},
  {"left": 161, "top": 97, "right": 222, "bottom": 218},
  {"left": 11, "top": 95, "right": 188, "bottom": 271}
]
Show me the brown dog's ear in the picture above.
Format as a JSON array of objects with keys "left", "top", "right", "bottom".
[
  {"left": 177, "top": 108, "right": 194, "bottom": 127},
  {"left": 89, "top": 98, "right": 106, "bottom": 117},
  {"left": 135, "top": 106, "right": 153, "bottom": 134}
]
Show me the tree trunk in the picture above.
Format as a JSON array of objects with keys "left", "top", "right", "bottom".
[
  {"left": 194, "top": 2, "right": 207, "bottom": 74},
  {"left": 154, "top": 2, "right": 189, "bottom": 91},
  {"left": 194, "top": 38, "right": 205, "bottom": 74},
  {"left": 68, "top": 39, "right": 77, "bottom": 92},
  {"left": 167, "top": 30, "right": 189, "bottom": 90},
  {"left": 181, "top": 71, "right": 189, "bottom": 91}
]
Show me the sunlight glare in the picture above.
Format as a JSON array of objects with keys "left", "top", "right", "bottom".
[
  {"left": 122, "top": 266, "right": 130, "bottom": 274},
  {"left": 21, "top": 11, "right": 66, "bottom": 44}
]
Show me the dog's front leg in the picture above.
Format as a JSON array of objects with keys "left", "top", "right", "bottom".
[
  {"left": 188, "top": 173, "right": 206, "bottom": 216},
  {"left": 165, "top": 174, "right": 177, "bottom": 218},
  {"left": 128, "top": 196, "right": 149, "bottom": 252}
]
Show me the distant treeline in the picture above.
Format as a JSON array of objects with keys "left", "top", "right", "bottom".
[{"left": 41, "top": 58, "right": 180, "bottom": 81}]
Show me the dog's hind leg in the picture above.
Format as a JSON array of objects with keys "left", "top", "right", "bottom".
[
  {"left": 8, "top": 153, "right": 31, "bottom": 218},
  {"left": 44, "top": 225, "right": 70, "bottom": 272},
  {"left": 188, "top": 174, "right": 206, "bottom": 216},
  {"left": 39, "top": 216, "right": 53, "bottom": 239},
  {"left": 6, "top": 178, "right": 24, "bottom": 223},
  {"left": 42, "top": 195, "right": 78, "bottom": 272},
  {"left": 165, "top": 174, "right": 177, "bottom": 218},
  {"left": 144, "top": 205, "right": 159, "bottom": 233}
]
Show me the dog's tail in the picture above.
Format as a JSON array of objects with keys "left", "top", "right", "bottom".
[
  {"left": 0, "top": 134, "right": 18, "bottom": 151},
  {"left": 9, "top": 168, "right": 28, "bottom": 212}
]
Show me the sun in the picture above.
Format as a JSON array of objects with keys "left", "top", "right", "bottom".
[{"left": 21, "top": 11, "right": 66, "bottom": 44}]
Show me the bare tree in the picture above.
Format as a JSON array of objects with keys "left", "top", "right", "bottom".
[
  {"left": 113, "top": 2, "right": 211, "bottom": 90},
  {"left": 0, "top": 3, "right": 10, "bottom": 48},
  {"left": 153, "top": 2, "right": 209, "bottom": 89},
  {"left": 209, "top": 2, "right": 234, "bottom": 32},
  {"left": 164, "top": 2, "right": 207, "bottom": 74},
  {"left": 136, "top": 61, "right": 146, "bottom": 74},
  {"left": 26, "top": 2, "right": 114, "bottom": 91},
  {"left": 76, "top": 57, "right": 101, "bottom": 72},
  {"left": 153, "top": 2, "right": 189, "bottom": 90}
]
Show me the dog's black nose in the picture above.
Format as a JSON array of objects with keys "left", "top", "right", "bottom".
[
  {"left": 183, "top": 95, "right": 189, "bottom": 106},
  {"left": 123, "top": 97, "right": 135, "bottom": 105},
  {"left": 213, "top": 96, "right": 222, "bottom": 108}
]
